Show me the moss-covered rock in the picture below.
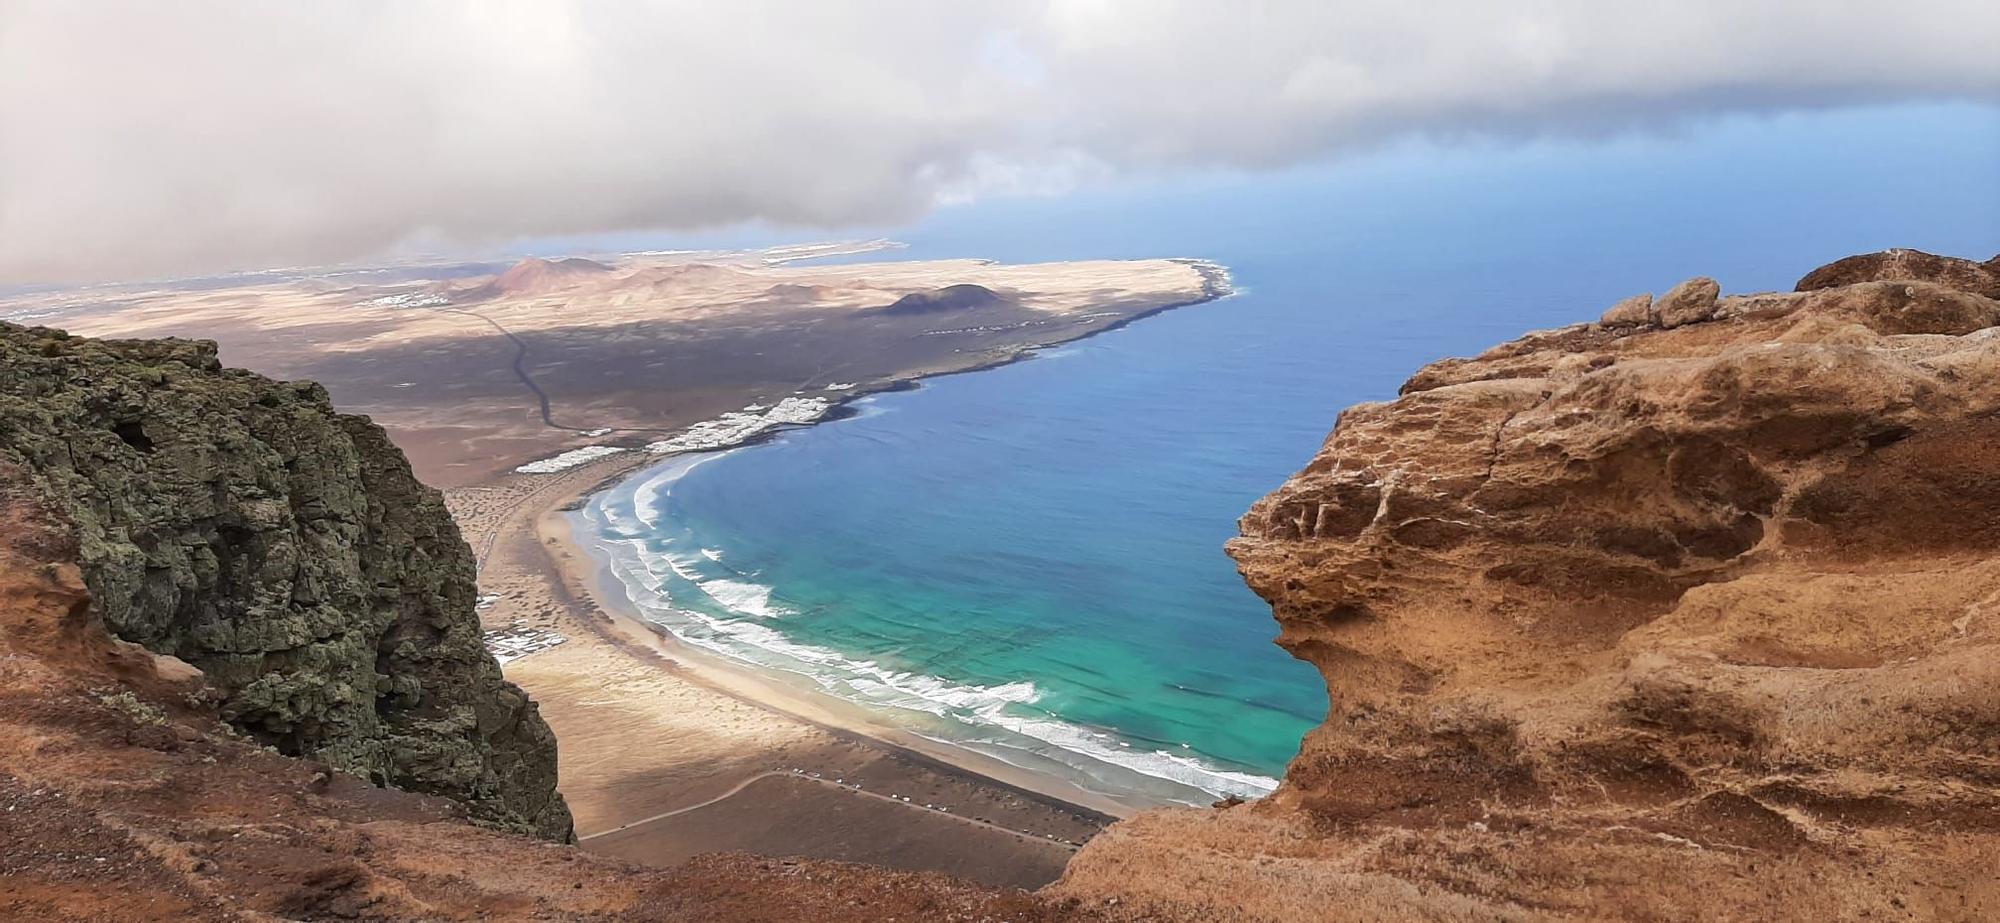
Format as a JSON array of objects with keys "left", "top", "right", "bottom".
[{"left": 0, "top": 323, "right": 572, "bottom": 841}]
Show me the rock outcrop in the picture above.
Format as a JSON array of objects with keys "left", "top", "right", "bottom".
[
  {"left": 1056, "top": 249, "right": 2000, "bottom": 921},
  {"left": 1797, "top": 247, "right": 2000, "bottom": 298},
  {"left": 0, "top": 325, "right": 571, "bottom": 840},
  {"left": 1597, "top": 292, "right": 1653, "bottom": 327}
]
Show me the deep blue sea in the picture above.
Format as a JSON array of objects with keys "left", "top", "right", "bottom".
[{"left": 579, "top": 104, "right": 2000, "bottom": 806}]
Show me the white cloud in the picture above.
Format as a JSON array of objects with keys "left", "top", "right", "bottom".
[{"left": 2, "top": 0, "right": 1995, "bottom": 283}]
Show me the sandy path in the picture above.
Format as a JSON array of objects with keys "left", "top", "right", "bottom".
[{"left": 582, "top": 770, "right": 1084, "bottom": 851}]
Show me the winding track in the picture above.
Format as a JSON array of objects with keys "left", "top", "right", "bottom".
[{"left": 577, "top": 770, "right": 1080, "bottom": 851}]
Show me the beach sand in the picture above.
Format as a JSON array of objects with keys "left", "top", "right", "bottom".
[{"left": 454, "top": 452, "right": 1119, "bottom": 889}]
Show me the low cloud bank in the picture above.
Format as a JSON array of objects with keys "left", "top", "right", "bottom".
[{"left": 3, "top": 1, "right": 1996, "bottom": 283}]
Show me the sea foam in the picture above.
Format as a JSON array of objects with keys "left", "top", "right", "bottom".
[
  {"left": 586, "top": 500, "right": 1281, "bottom": 805},
  {"left": 696, "top": 577, "right": 789, "bottom": 618}
]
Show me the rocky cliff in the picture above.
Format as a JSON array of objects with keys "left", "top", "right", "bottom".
[
  {"left": 0, "top": 458, "right": 1094, "bottom": 920},
  {"left": 1056, "top": 250, "right": 2000, "bottom": 920},
  {"left": 0, "top": 324, "right": 571, "bottom": 840}
]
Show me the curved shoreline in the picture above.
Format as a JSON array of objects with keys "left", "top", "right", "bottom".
[
  {"left": 568, "top": 451, "right": 1281, "bottom": 811},
  {"left": 535, "top": 499, "right": 1139, "bottom": 823},
  {"left": 492, "top": 258, "right": 1242, "bottom": 849},
  {"left": 521, "top": 258, "right": 1237, "bottom": 489}
]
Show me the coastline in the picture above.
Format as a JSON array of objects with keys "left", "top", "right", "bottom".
[
  {"left": 569, "top": 443, "right": 1284, "bottom": 810},
  {"left": 545, "top": 502, "right": 1142, "bottom": 820},
  {"left": 457, "top": 261, "right": 1238, "bottom": 885},
  {"left": 508, "top": 257, "right": 1237, "bottom": 479}
]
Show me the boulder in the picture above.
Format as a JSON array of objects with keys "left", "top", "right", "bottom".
[
  {"left": 1655, "top": 276, "right": 1720, "bottom": 327},
  {"left": 1599, "top": 292, "right": 1654, "bottom": 327}
]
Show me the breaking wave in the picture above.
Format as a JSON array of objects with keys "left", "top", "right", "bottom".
[{"left": 579, "top": 462, "right": 1282, "bottom": 805}]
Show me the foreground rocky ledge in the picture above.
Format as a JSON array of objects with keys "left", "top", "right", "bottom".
[{"left": 1055, "top": 249, "right": 2000, "bottom": 920}]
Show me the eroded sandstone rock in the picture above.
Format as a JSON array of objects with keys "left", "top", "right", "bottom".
[
  {"left": 1598, "top": 292, "right": 1654, "bottom": 327},
  {"left": 1797, "top": 247, "right": 2000, "bottom": 298},
  {"left": 1654, "top": 275, "right": 1719, "bottom": 327},
  {"left": 1057, "top": 251, "right": 2000, "bottom": 921}
]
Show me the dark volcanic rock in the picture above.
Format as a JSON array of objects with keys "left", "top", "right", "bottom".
[
  {"left": 868, "top": 283, "right": 1008, "bottom": 316},
  {"left": 0, "top": 324, "right": 572, "bottom": 840}
]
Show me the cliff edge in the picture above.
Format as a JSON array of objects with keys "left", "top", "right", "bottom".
[
  {"left": 1056, "top": 250, "right": 2000, "bottom": 921},
  {"left": 0, "top": 325, "right": 571, "bottom": 840}
]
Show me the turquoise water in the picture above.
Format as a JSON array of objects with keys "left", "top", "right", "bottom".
[{"left": 580, "top": 104, "right": 2000, "bottom": 805}]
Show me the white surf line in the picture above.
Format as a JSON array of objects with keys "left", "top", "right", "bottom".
[{"left": 576, "top": 770, "right": 1083, "bottom": 850}]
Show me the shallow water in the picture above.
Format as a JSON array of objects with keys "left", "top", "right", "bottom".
[{"left": 581, "top": 104, "right": 2000, "bottom": 804}]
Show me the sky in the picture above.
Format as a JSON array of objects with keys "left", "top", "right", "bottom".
[{"left": 1, "top": 1, "right": 1997, "bottom": 285}]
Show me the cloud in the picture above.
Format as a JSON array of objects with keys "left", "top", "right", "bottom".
[{"left": 2, "top": 0, "right": 1995, "bottom": 283}]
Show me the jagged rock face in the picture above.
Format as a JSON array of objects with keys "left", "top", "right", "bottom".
[
  {"left": 0, "top": 324, "right": 572, "bottom": 841},
  {"left": 1057, "top": 251, "right": 2000, "bottom": 921}
]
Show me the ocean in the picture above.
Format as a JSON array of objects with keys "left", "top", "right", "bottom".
[{"left": 576, "top": 104, "right": 2000, "bottom": 806}]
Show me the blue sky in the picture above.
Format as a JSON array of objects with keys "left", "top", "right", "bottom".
[{"left": 529, "top": 102, "right": 1999, "bottom": 284}]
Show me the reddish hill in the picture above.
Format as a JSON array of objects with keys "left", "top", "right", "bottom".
[{"left": 465, "top": 256, "right": 616, "bottom": 300}]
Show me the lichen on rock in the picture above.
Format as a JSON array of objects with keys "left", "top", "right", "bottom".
[{"left": 0, "top": 325, "right": 572, "bottom": 841}]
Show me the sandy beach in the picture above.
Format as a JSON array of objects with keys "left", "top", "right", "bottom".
[{"left": 450, "top": 446, "right": 1128, "bottom": 889}]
